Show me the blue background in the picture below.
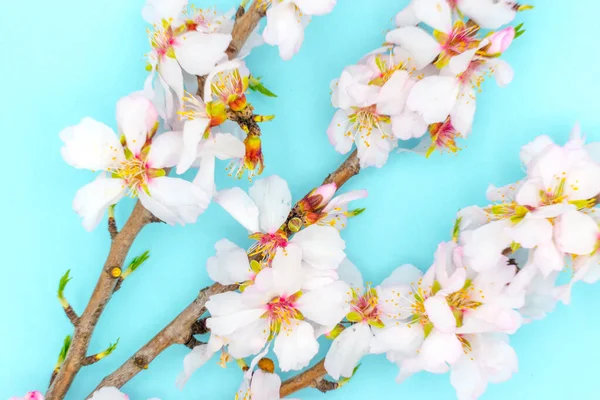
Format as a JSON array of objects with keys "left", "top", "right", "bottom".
[{"left": 2, "top": 0, "right": 600, "bottom": 399}]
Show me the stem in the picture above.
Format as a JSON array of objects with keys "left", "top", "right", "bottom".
[
  {"left": 279, "top": 359, "right": 336, "bottom": 397},
  {"left": 93, "top": 149, "right": 361, "bottom": 392},
  {"left": 46, "top": 202, "right": 153, "bottom": 400}
]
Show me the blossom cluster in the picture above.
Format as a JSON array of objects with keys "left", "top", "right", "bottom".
[
  {"left": 188, "top": 128, "right": 600, "bottom": 400},
  {"left": 327, "top": 0, "right": 530, "bottom": 168},
  {"left": 59, "top": 0, "right": 338, "bottom": 231},
  {"left": 10, "top": 387, "right": 158, "bottom": 400}
]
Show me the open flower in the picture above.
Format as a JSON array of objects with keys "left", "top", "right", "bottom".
[
  {"left": 235, "top": 357, "right": 291, "bottom": 400},
  {"left": 142, "top": 0, "right": 231, "bottom": 119},
  {"left": 206, "top": 245, "right": 351, "bottom": 371},
  {"left": 214, "top": 176, "right": 346, "bottom": 269},
  {"left": 60, "top": 94, "right": 210, "bottom": 230},
  {"left": 263, "top": 0, "right": 337, "bottom": 60}
]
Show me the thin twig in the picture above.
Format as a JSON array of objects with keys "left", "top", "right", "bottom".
[
  {"left": 46, "top": 202, "right": 154, "bottom": 400},
  {"left": 62, "top": 305, "right": 79, "bottom": 326},
  {"left": 280, "top": 359, "right": 338, "bottom": 397},
  {"left": 93, "top": 149, "right": 361, "bottom": 393},
  {"left": 108, "top": 217, "right": 118, "bottom": 240}
]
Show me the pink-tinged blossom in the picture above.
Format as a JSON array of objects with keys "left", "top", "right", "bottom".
[
  {"left": 206, "top": 245, "right": 351, "bottom": 371},
  {"left": 60, "top": 94, "right": 210, "bottom": 230},
  {"left": 214, "top": 176, "right": 347, "bottom": 275},
  {"left": 9, "top": 392, "right": 44, "bottom": 400}
]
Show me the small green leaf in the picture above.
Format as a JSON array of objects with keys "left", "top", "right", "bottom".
[
  {"left": 338, "top": 364, "right": 361, "bottom": 387},
  {"left": 96, "top": 338, "right": 120, "bottom": 360},
  {"left": 122, "top": 251, "right": 150, "bottom": 280},
  {"left": 58, "top": 270, "right": 72, "bottom": 299},
  {"left": 452, "top": 216, "right": 462, "bottom": 242},
  {"left": 514, "top": 29, "right": 526, "bottom": 39},
  {"left": 349, "top": 208, "right": 366, "bottom": 217},
  {"left": 367, "top": 319, "right": 385, "bottom": 329},
  {"left": 55, "top": 335, "right": 72, "bottom": 370},
  {"left": 248, "top": 76, "right": 278, "bottom": 97},
  {"left": 346, "top": 311, "right": 363, "bottom": 323},
  {"left": 431, "top": 280, "right": 442, "bottom": 296}
]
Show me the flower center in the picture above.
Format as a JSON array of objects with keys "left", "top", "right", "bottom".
[
  {"left": 228, "top": 135, "right": 265, "bottom": 181},
  {"left": 247, "top": 230, "right": 288, "bottom": 263},
  {"left": 426, "top": 118, "right": 460, "bottom": 157},
  {"left": 111, "top": 156, "right": 149, "bottom": 197},
  {"left": 369, "top": 55, "right": 411, "bottom": 86},
  {"left": 347, "top": 106, "right": 391, "bottom": 148},
  {"left": 264, "top": 292, "right": 303, "bottom": 335},
  {"left": 434, "top": 21, "right": 480, "bottom": 68},
  {"left": 211, "top": 69, "right": 248, "bottom": 110},
  {"left": 347, "top": 286, "right": 383, "bottom": 326},
  {"left": 149, "top": 24, "right": 178, "bottom": 58}
]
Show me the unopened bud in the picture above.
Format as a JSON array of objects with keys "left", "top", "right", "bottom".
[
  {"left": 109, "top": 267, "right": 122, "bottom": 278},
  {"left": 288, "top": 217, "right": 303, "bottom": 233},
  {"left": 485, "top": 27, "right": 515, "bottom": 55}
]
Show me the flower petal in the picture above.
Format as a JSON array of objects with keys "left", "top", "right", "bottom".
[
  {"left": 325, "top": 322, "right": 372, "bottom": 380},
  {"left": 327, "top": 109, "right": 354, "bottom": 155},
  {"left": 297, "top": 280, "right": 351, "bottom": 326},
  {"left": 250, "top": 370, "right": 282, "bottom": 400},
  {"left": 424, "top": 296, "right": 456, "bottom": 333},
  {"left": 263, "top": 3, "right": 305, "bottom": 60},
  {"left": 294, "top": 0, "right": 337, "bottom": 15},
  {"left": 214, "top": 187, "right": 260, "bottom": 232},
  {"left": 116, "top": 94, "right": 158, "bottom": 156},
  {"left": 407, "top": 75, "right": 459, "bottom": 123},
  {"left": 413, "top": 0, "right": 453, "bottom": 32},
  {"left": 291, "top": 225, "right": 346, "bottom": 270},
  {"left": 556, "top": 210, "right": 599, "bottom": 255},
  {"left": 207, "top": 239, "right": 253, "bottom": 285},
  {"left": 249, "top": 175, "right": 293, "bottom": 233},
  {"left": 176, "top": 344, "right": 215, "bottom": 389},
  {"left": 147, "top": 130, "right": 184, "bottom": 169},
  {"left": 385, "top": 27, "right": 440, "bottom": 70},
  {"left": 177, "top": 118, "right": 210, "bottom": 174},
  {"left": 73, "top": 176, "right": 126, "bottom": 231},
  {"left": 60, "top": 118, "right": 125, "bottom": 171},
  {"left": 175, "top": 32, "right": 232, "bottom": 76},
  {"left": 227, "top": 318, "right": 270, "bottom": 359},
  {"left": 274, "top": 320, "right": 319, "bottom": 371}
]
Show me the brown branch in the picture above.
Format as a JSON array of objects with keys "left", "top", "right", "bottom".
[
  {"left": 46, "top": 202, "right": 154, "bottom": 400},
  {"left": 82, "top": 356, "right": 100, "bottom": 367},
  {"left": 89, "top": 283, "right": 236, "bottom": 395},
  {"left": 62, "top": 305, "right": 79, "bottom": 326},
  {"left": 93, "top": 148, "right": 362, "bottom": 393},
  {"left": 280, "top": 359, "right": 338, "bottom": 397},
  {"left": 108, "top": 217, "right": 118, "bottom": 240},
  {"left": 226, "top": 0, "right": 266, "bottom": 60}
]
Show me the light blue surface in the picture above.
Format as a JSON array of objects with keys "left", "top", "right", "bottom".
[{"left": 2, "top": 1, "right": 600, "bottom": 399}]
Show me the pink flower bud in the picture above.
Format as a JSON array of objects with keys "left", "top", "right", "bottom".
[
  {"left": 25, "top": 392, "right": 44, "bottom": 400},
  {"left": 311, "top": 183, "right": 337, "bottom": 208},
  {"left": 486, "top": 27, "right": 515, "bottom": 55}
]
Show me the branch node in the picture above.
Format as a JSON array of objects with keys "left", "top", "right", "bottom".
[
  {"left": 134, "top": 355, "right": 149, "bottom": 369},
  {"left": 191, "top": 318, "right": 209, "bottom": 335},
  {"left": 313, "top": 378, "right": 339, "bottom": 393},
  {"left": 108, "top": 217, "right": 118, "bottom": 240},
  {"left": 184, "top": 336, "right": 204, "bottom": 350}
]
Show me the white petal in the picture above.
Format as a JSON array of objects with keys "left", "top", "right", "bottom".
[
  {"left": 391, "top": 110, "right": 428, "bottom": 140},
  {"left": 533, "top": 242, "right": 564, "bottom": 277},
  {"left": 324, "top": 322, "right": 372, "bottom": 380},
  {"left": 176, "top": 344, "right": 215, "bottom": 389},
  {"left": 175, "top": 32, "right": 232, "bottom": 76},
  {"left": 462, "top": 220, "right": 512, "bottom": 272},
  {"left": 192, "top": 155, "right": 216, "bottom": 196},
  {"left": 376, "top": 70, "right": 410, "bottom": 116},
  {"left": 381, "top": 264, "right": 423, "bottom": 287},
  {"left": 297, "top": 280, "right": 351, "bottom": 326},
  {"left": 370, "top": 324, "right": 424, "bottom": 356},
  {"left": 142, "top": 0, "right": 187, "bottom": 24},
  {"left": 206, "top": 308, "right": 265, "bottom": 336},
  {"left": 424, "top": 296, "right": 456, "bottom": 333},
  {"left": 336, "top": 258, "right": 364, "bottom": 292},
  {"left": 356, "top": 123, "right": 396, "bottom": 168},
  {"left": 450, "top": 358, "right": 487, "bottom": 400},
  {"left": 407, "top": 75, "right": 459, "bottom": 123},
  {"left": 249, "top": 175, "right": 293, "bottom": 233},
  {"left": 565, "top": 162, "right": 600, "bottom": 201},
  {"left": 227, "top": 318, "right": 270, "bottom": 359},
  {"left": 327, "top": 109, "right": 354, "bottom": 154},
  {"left": 489, "top": 59, "right": 514, "bottom": 87},
  {"left": 520, "top": 135, "right": 555, "bottom": 167},
  {"left": 385, "top": 27, "right": 440, "bottom": 70},
  {"left": 116, "top": 94, "right": 158, "bottom": 156},
  {"left": 458, "top": 0, "right": 516, "bottom": 29},
  {"left": 294, "top": 0, "right": 337, "bottom": 15},
  {"left": 274, "top": 320, "right": 319, "bottom": 371},
  {"left": 450, "top": 88, "right": 476, "bottom": 135},
  {"left": 178, "top": 118, "right": 210, "bottom": 174},
  {"left": 73, "top": 176, "right": 126, "bottom": 231},
  {"left": 556, "top": 210, "right": 599, "bottom": 255},
  {"left": 509, "top": 217, "right": 553, "bottom": 249},
  {"left": 203, "top": 133, "right": 246, "bottom": 160},
  {"left": 250, "top": 370, "right": 282, "bottom": 400},
  {"left": 515, "top": 179, "right": 541, "bottom": 207},
  {"left": 214, "top": 187, "right": 260, "bottom": 232},
  {"left": 207, "top": 239, "right": 253, "bottom": 285},
  {"left": 60, "top": 117, "right": 124, "bottom": 171},
  {"left": 263, "top": 3, "right": 305, "bottom": 60},
  {"left": 271, "top": 245, "right": 305, "bottom": 295},
  {"left": 420, "top": 330, "right": 462, "bottom": 371},
  {"left": 147, "top": 130, "right": 184, "bottom": 169},
  {"left": 143, "top": 177, "right": 210, "bottom": 225},
  {"left": 413, "top": 0, "right": 452, "bottom": 32},
  {"left": 291, "top": 225, "right": 346, "bottom": 270},
  {"left": 322, "top": 190, "right": 369, "bottom": 214},
  {"left": 395, "top": 5, "right": 420, "bottom": 26},
  {"left": 89, "top": 387, "right": 128, "bottom": 400},
  {"left": 158, "top": 56, "right": 184, "bottom": 102}
]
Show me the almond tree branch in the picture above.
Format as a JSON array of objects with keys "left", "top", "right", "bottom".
[
  {"left": 46, "top": 202, "right": 155, "bottom": 400},
  {"left": 92, "top": 149, "right": 361, "bottom": 393},
  {"left": 279, "top": 358, "right": 338, "bottom": 397}
]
